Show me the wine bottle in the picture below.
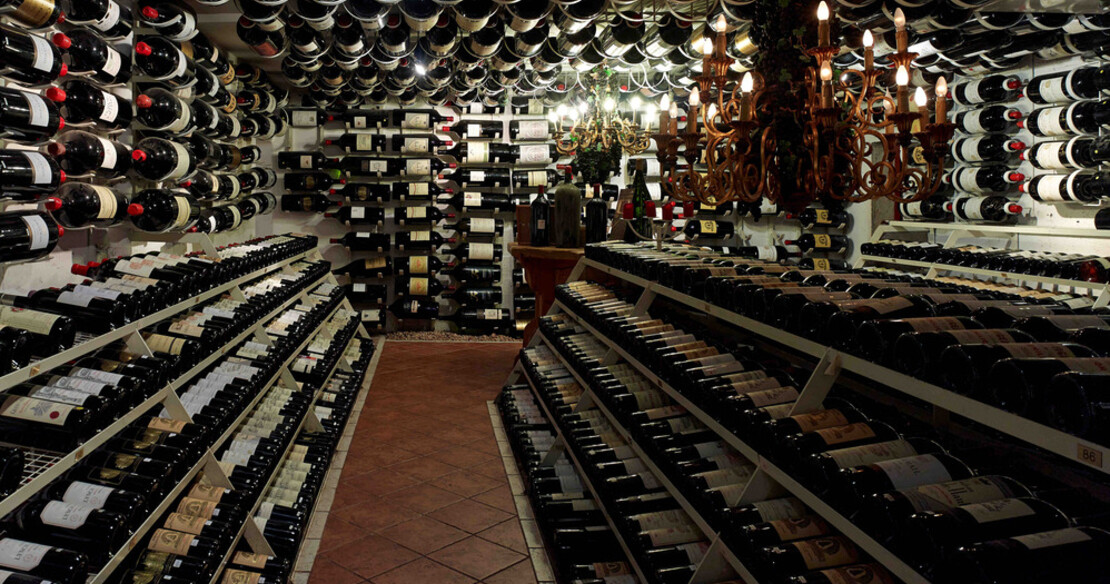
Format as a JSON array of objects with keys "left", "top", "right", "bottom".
[
  {"left": 1021, "top": 100, "right": 1110, "bottom": 137},
  {"left": 953, "top": 105, "right": 1022, "bottom": 133},
  {"left": 1022, "top": 170, "right": 1110, "bottom": 203},
  {"left": 0, "top": 25, "right": 66, "bottom": 87},
  {"left": 444, "top": 241, "right": 502, "bottom": 263},
  {"left": 15, "top": 500, "right": 127, "bottom": 563},
  {"left": 193, "top": 205, "right": 242, "bottom": 234},
  {"left": 947, "top": 526, "right": 1110, "bottom": 584},
  {"left": 323, "top": 206, "right": 384, "bottom": 226},
  {"left": 395, "top": 230, "right": 451, "bottom": 251},
  {"left": 51, "top": 30, "right": 130, "bottom": 85},
  {"left": 329, "top": 232, "right": 390, "bottom": 252},
  {"left": 1028, "top": 66, "right": 1110, "bottom": 104},
  {"left": 44, "top": 184, "right": 128, "bottom": 228},
  {"left": 952, "top": 75, "right": 1021, "bottom": 105},
  {"left": 387, "top": 297, "right": 440, "bottom": 319},
  {"left": 0, "top": 212, "right": 62, "bottom": 262},
  {"left": 684, "top": 219, "right": 736, "bottom": 239},
  {"left": 47, "top": 130, "right": 129, "bottom": 178},
  {"left": 0, "top": 86, "right": 63, "bottom": 143},
  {"left": 0, "top": 535, "right": 87, "bottom": 584},
  {"left": 48, "top": 80, "right": 130, "bottom": 130},
  {"left": 948, "top": 195, "right": 1023, "bottom": 223},
  {"left": 437, "top": 190, "right": 514, "bottom": 211},
  {"left": 1022, "top": 136, "right": 1110, "bottom": 170},
  {"left": 138, "top": 3, "right": 198, "bottom": 41},
  {"left": 531, "top": 186, "right": 551, "bottom": 246},
  {"left": 951, "top": 135, "right": 1025, "bottom": 164},
  {"left": 0, "top": 0, "right": 61, "bottom": 29},
  {"left": 787, "top": 208, "right": 850, "bottom": 230},
  {"left": 0, "top": 150, "right": 64, "bottom": 198},
  {"left": 395, "top": 206, "right": 453, "bottom": 226},
  {"left": 134, "top": 36, "right": 195, "bottom": 87},
  {"left": 131, "top": 137, "right": 196, "bottom": 182},
  {"left": 277, "top": 151, "right": 338, "bottom": 171},
  {"left": 946, "top": 167, "right": 1025, "bottom": 193},
  {"left": 135, "top": 90, "right": 193, "bottom": 135},
  {"left": 127, "top": 189, "right": 200, "bottom": 233},
  {"left": 784, "top": 234, "right": 849, "bottom": 254}
]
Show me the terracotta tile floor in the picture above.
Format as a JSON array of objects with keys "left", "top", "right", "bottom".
[{"left": 309, "top": 341, "right": 538, "bottom": 584}]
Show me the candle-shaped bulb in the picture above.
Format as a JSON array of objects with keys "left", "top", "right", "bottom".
[
  {"left": 863, "top": 29, "right": 873, "bottom": 47},
  {"left": 914, "top": 86, "right": 927, "bottom": 108},
  {"left": 689, "top": 90, "right": 701, "bottom": 107},
  {"left": 820, "top": 62, "right": 832, "bottom": 81},
  {"left": 556, "top": 104, "right": 567, "bottom": 116},
  {"left": 936, "top": 76, "right": 948, "bottom": 96},
  {"left": 706, "top": 103, "right": 718, "bottom": 119},
  {"left": 817, "top": 1, "right": 829, "bottom": 20},
  {"left": 894, "top": 8, "right": 905, "bottom": 30},
  {"left": 547, "top": 111, "right": 557, "bottom": 122},
  {"left": 603, "top": 97, "right": 616, "bottom": 111},
  {"left": 716, "top": 14, "right": 727, "bottom": 32},
  {"left": 896, "top": 66, "right": 909, "bottom": 86},
  {"left": 702, "top": 37, "right": 713, "bottom": 56},
  {"left": 630, "top": 95, "right": 642, "bottom": 110},
  {"left": 741, "top": 72, "right": 754, "bottom": 93},
  {"left": 669, "top": 103, "right": 678, "bottom": 118},
  {"left": 660, "top": 94, "right": 671, "bottom": 111},
  {"left": 570, "top": 109, "right": 579, "bottom": 121},
  {"left": 578, "top": 101, "right": 589, "bottom": 113}
]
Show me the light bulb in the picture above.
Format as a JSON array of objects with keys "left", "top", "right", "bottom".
[
  {"left": 578, "top": 101, "right": 589, "bottom": 113},
  {"left": 741, "top": 72, "right": 754, "bottom": 93},
  {"left": 702, "top": 37, "right": 713, "bottom": 56},
  {"left": 914, "top": 86, "right": 927, "bottom": 108},
  {"left": 706, "top": 103, "right": 717, "bottom": 119},
  {"left": 896, "top": 66, "right": 909, "bottom": 86},
  {"left": 547, "top": 111, "right": 558, "bottom": 122},
  {"left": 660, "top": 94, "right": 671, "bottom": 111},
  {"left": 716, "top": 14, "right": 727, "bottom": 32},
  {"left": 646, "top": 105, "right": 657, "bottom": 118},
  {"left": 863, "top": 29, "right": 873, "bottom": 47},
  {"left": 603, "top": 97, "right": 616, "bottom": 111},
  {"left": 936, "top": 76, "right": 948, "bottom": 96},
  {"left": 669, "top": 104, "right": 678, "bottom": 118},
  {"left": 894, "top": 8, "right": 906, "bottom": 30},
  {"left": 556, "top": 104, "right": 567, "bottom": 116},
  {"left": 630, "top": 95, "right": 642, "bottom": 110},
  {"left": 820, "top": 62, "right": 832, "bottom": 81},
  {"left": 817, "top": 1, "right": 829, "bottom": 21},
  {"left": 689, "top": 90, "right": 700, "bottom": 107},
  {"left": 570, "top": 109, "right": 580, "bottom": 121}
]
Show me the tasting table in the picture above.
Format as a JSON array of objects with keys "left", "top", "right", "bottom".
[{"left": 509, "top": 244, "right": 586, "bottom": 345}]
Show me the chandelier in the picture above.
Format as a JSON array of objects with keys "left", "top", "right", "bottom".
[
  {"left": 655, "top": 8, "right": 955, "bottom": 207},
  {"left": 549, "top": 68, "right": 654, "bottom": 157}
]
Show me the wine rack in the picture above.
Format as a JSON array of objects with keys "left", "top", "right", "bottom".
[
  {"left": 202, "top": 308, "right": 362, "bottom": 584},
  {"left": 0, "top": 240, "right": 318, "bottom": 515},
  {"left": 518, "top": 334, "right": 760, "bottom": 584},
  {"left": 858, "top": 220, "right": 1110, "bottom": 306},
  {"left": 502, "top": 251, "right": 1110, "bottom": 583}
]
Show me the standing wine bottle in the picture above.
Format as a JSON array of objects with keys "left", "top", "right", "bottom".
[
  {"left": 0, "top": 212, "right": 62, "bottom": 262},
  {"left": 44, "top": 184, "right": 128, "bottom": 228},
  {"left": 47, "top": 80, "right": 130, "bottom": 130},
  {"left": 585, "top": 184, "right": 609, "bottom": 244},
  {"left": 127, "top": 189, "right": 200, "bottom": 233},
  {"left": 0, "top": 25, "right": 66, "bottom": 87},
  {"left": 553, "top": 168, "right": 582, "bottom": 248},
  {"left": 51, "top": 30, "right": 130, "bottom": 85},
  {"left": 0, "top": 150, "right": 64, "bottom": 198},
  {"left": 47, "top": 130, "right": 130, "bottom": 178},
  {"left": 0, "top": 86, "right": 63, "bottom": 143},
  {"left": 531, "top": 186, "right": 551, "bottom": 246},
  {"left": 131, "top": 137, "right": 196, "bottom": 182}
]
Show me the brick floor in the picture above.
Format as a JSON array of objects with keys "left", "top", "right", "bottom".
[{"left": 309, "top": 341, "right": 534, "bottom": 584}]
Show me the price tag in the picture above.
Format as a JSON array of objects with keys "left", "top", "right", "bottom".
[{"left": 1078, "top": 444, "right": 1104, "bottom": 468}]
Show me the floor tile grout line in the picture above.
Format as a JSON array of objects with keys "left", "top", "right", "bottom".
[{"left": 292, "top": 335, "right": 387, "bottom": 579}]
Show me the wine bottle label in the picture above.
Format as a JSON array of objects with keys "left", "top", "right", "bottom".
[
  {"left": 40, "top": 500, "right": 94, "bottom": 529},
  {"left": 872, "top": 454, "right": 955, "bottom": 489},
  {"left": 757, "top": 246, "right": 780, "bottom": 261},
  {"left": 816, "top": 422, "right": 878, "bottom": 446},
  {"left": 645, "top": 524, "right": 701, "bottom": 547},
  {"left": 164, "top": 512, "right": 207, "bottom": 535},
  {"left": 466, "top": 170, "right": 487, "bottom": 184},
  {"left": 466, "top": 123, "right": 482, "bottom": 137},
  {"left": 149, "top": 529, "right": 196, "bottom": 555},
  {"left": 632, "top": 509, "right": 694, "bottom": 531},
  {"left": 29, "top": 34, "right": 53, "bottom": 72},
  {"left": 350, "top": 207, "right": 366, "bottom": 220},
  {"left": 699, "top": 220, "right": 717, "bottom": 234},
  {"left": 222, "top": 569, "right": 262, "bottom": 584},
  {"left": 71, "top": 367, "right": 124, "bottom": 386},
  {"left": 49, "top": 376, "right": 107, "bottom": 395},
  {"left": 353, "top": 135, "right": 376, "bottom": 152},
  {"left": 409, "top": 207, "right": 427, "bottom": 220},
  {"left": 961, "top": 498, "right": 1035, "bottom": 523},
  {"left": 101, "top": 46, "right": 122, "bottom": 76},
  {"left": 471, "top": 242, "right": 495, "bottom": 260},
  {"left": 408, "top": 231, "right": 430, "bottom": 242},
  {"left": 795, "top": 537, "right": 860, "bottom": 570},
  {"left": 790, "top": 409, "right": 851, "bottom": 433},
  {"left": 519, "top": 144, "right": 551, "bottom": 164},
  {"left": 146, "top": 334, "right": 186, "bottom": 355},
  {"left": 232, "top": 551, "right": 270, "bottom": 569},
  {"left": 528, "top": 170, "right": 548, "bottom": 186},
  {"left": 1012, "top": 527, "right": 1092, "bottom": 550},
  {"left": 62, "top": 481, "right": 114, "bottom": 510},
  {"left": 465, "top": 142, "right": 489, "bottom": 163},
  {"left": 22, "top": 93, "right": 48, "bottom": 128},
  {"left": 959, "top": 79, "right": 986, "bottom": 104},
  {"left": 462, "top": 192, "right": 484, "bottom": 207},
  {"left": 827, "top": 439, "right": 919, "bottom": 469},
  {"left": 408, "top": 278, "right": 429, "bottom": 295},
  {"left": 481, "top": 308, "right": 501, "bottom": 320},
  {"left": 409, "top": 256, "right": 429, "bottom": 274},
  {"left": 189, "top": 484, "right": 226, "bottom": 503},
  {"left": 517, "top": 120, "right": 549, "bottom": 140},
  {"left": 999, "top": 342, "right": 1075, "bottom": 358},
  {"left": 1036, "top": 75, "right": 1071, "bottom": 104},
  {"left": 403, "top": 138, "right": 429, "bottom": 153},
  {"left": 0, "top": 305, "right": 57, "bottom": 334},
  {"left": 1031, "top": 174, "right": 1073, "bottom": 202},
  {"left": 820, "top": 565, "right": 895, "bottom": 584},
  {"left": 404, "top": 159, "right": 430, "bottom": 175},
  {"left": 1032, "top": 143, "right": 1068, "bottom": 169},
  {"left": 21, "top": 151, "right": 51, "bottom": 185},
  {"left": 747, "top": 386, "right": 799, "bottom": 406},
  {"left": 698, "top": 465, "right": 755, "bottom": 488},
  {"left": 402, "top": 113, "right": 430, "bottom": 129},
  {"left": 0, "top": 539, "right": 50, "bottom": 571},
  {"left": 771, "top": 516, "right": 830, "bottom": 541}
]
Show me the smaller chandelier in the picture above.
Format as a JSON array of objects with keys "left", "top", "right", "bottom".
[{"left": 549, "top": 68, "right": 655, "bottom": 157}]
